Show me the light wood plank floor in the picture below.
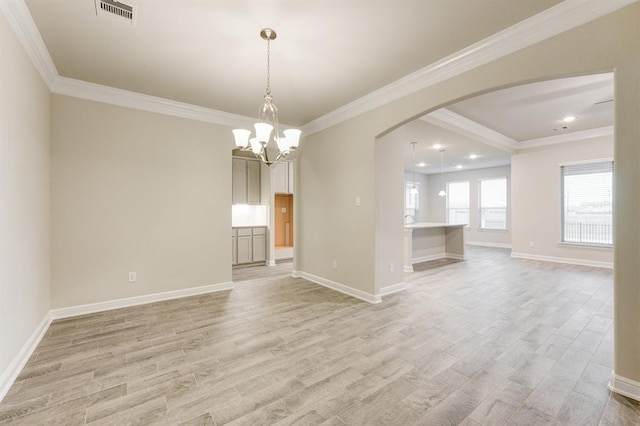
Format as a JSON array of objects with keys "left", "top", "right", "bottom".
[{"left": 1, "top": 247, "right": 639, "bottom": 425}]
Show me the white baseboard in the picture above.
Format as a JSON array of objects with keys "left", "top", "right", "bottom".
[
  {"left": 266, "top": 260, "right": 276, "bottom": 267},
  {"left": 403, "top": 265, "right": 413, "bottom": 273},
  {"left": 294, "top": 271, "right": 381, "bottom": 304},
  {"left": 50, "top": 281, "right": 234, "bottom": 320},
  {"left": 0, "top": 311, "right": 53, "bottom": 402},
  {"left": 379, "top": 282, "right": 406, "bottom": 296},
  {"left": 0, "top": 281, "right": 235, "bottom": 402},
  {"left": 510, "top": 252, "right": 613, "bottom": 269},
  {"left": 445, "top": 253, "right": 466, "bottom": 260},
  {"left": 466, "top": 241, "right": 512, "bottom": 249},
  {"left": 608, "top": 372, "right": 640, "bottom": 402},
  {"left": 412, "top": 254, "right": 447, "bottom": 264},
  {"left": 412, "top": 253, "right": 465, "bottom": 264}
]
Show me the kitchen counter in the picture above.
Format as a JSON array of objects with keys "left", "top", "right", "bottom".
[
  {"left": 404, "top": 222, "right": 467, "bottom": 229},
  {"left": 404, "top": 222, "right": 466, "bottom": 272}
]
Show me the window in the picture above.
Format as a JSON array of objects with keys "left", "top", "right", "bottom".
[
  {"left": 446, "top": 181, "right": 469, "bottom": 225},
  {"left": 561, "top": 161, "right": 613, "bottom": 245},
  {"left": 479, "top": 177, "right": 507, "bottom": 230},
  {"left": 405, "top": 181, "right": 419, "bottom": 221}
]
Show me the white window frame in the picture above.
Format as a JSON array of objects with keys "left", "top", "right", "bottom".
[
  {"left": 446, "top": 180, "right": 470, "bottom": 226},
  {"left": 560, "top": 159, "right": 613, "bottom": 247},
  {"left": 478, "top": 177, "right": 508, "bottom": 231}
]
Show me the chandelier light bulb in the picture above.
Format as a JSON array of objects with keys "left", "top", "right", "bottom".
[{"left": 232, "top": 129, "right": 251, "bottom": 149}]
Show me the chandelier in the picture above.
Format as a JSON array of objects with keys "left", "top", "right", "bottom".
[
  {"left": 410, "top": 142, "right": 418, "bottom": 195},
  {"left": 438, "top": 148, "right": 447, "bottom": 197},
  {"left": 232, "top": 28, "right": 301, "bottom": 167}
]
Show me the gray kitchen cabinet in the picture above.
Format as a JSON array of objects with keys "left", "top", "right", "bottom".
[
  {"left": 232, "top": 227, "right": 266, "bottom": 266},
  {"left": 252, "top": 227, "right": 266, "bottom": 262},
  {"left": 231, "top": 228, "right": 238, "bottom": 265},
  {"left": 274, "top": 161, "right": 293, "bottom": 194},
  {"left": 232, "top": 158, "right": 261, "bottom": 204}
]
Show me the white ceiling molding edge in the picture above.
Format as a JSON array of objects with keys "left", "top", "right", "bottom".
[
  {"left": 518, "top": 125, "right": 614, "bottom": 149},
  {"left": 51, "top": 77, "right": 256, "bottom": 129},
  {"left": 301, "top": 0, "right": 637, "bottom": 135},
  {"left": 2, "top": 0, "right": 636, "bottom": 133},
  {"left": 423, "top": 109, "right": 518, "bottom": 154},
  {"left": 0, "top": 0, "right": 57, "bottom": 87},
  {"left": 424, "top": 108, "right": 614, "bottom": 152}
]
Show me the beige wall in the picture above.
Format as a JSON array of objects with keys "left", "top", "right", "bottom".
[
  {"left": 296, "top": 118, "right": 376, "bottom": 294},
  {"left": 512, "top": 137, "right": 613, "bottom": 265},
  {"left": 375, "top": 132, "right": 405, "bottom": 292},
  {"left": 0, "top": 12, "right": 51, "bottom": 384},
  {"left": 299, "top": 3, "right": 640, "bottom": 385},
  {"left": 427, "top": 165, "right": 511, "bottom": 247},
  {"left": 51, "top": 95, "right": 233, "bottom": 308}
]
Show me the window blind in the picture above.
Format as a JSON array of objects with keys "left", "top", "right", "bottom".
[{"left": 560, "top": 161, "right": 613, "bottom": 245}]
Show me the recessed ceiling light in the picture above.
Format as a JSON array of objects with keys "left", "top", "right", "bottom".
[
  {"left": 433, "top": 143, "right": 443, "bottom": 150},
  {"left": 456, "top": 165, "right": 463, "bottom": 169},
  {"left": 562, "top": 115, "right": 576, "bottom": 123},
  {"left": 418, "top": 162, "right": 426, "bottom": 167},
  {"left": 469, "top": 154, "right": 478, "bottom": 159}
]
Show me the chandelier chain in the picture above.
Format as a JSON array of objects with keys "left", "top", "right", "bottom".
[{"left": 266, "top": 37, "right": 271, "bottom": 96}]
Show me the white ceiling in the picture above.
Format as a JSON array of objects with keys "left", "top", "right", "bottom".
[
  {"left": 447, "top": 73, "right": 614, "bottom": 141},
  {"left": 400, "top": 73, "right": 614, "bottom": 174},
  {"left": 398, "top": 120, "right": 511, "bottom": 175},
  {"left": 24, "top": 0, "right": 563, "bottom": 126},
  {"left": 12, "top": 1, "right": 618, "bottom": 175}
]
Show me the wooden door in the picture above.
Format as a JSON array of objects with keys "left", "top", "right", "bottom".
[{"left": 274, "top": 194, "right": 293, "bottom": 247}]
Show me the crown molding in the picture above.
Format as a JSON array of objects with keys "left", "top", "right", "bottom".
[
  {"left": 424, "top": 108, "right": 613, "bottom": 152},
  {"left": 301, "top": 0, "right": 638, "bottom": 135},
  {"left": 423, "top": 108, "right": 517, "bottom": 153},
  {"left": 51, "top": 77, "right": 256, "bottom": 128},
  {"left": 0, "top": 0, "right": 58, "bottom": 87},
  {"left": 517, "top": 125, "right": 614, "bottom": 149},
  {"left": 2, "top": 0, "right": 636, "bottom": 133}
]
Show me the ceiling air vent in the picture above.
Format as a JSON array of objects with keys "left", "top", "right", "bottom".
[{"left": 95, "top": 0, "right": 136, "bottom": 26}]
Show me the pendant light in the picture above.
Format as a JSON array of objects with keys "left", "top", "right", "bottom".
[
  {"left": 410, "top": 142, "right": 418, "bottom": 195},
  {"left": 232, "top": 28, "right": 301, "bottom": 167},
  {"left": 438, "top": 148, "right": 447, "bottom": 197}
]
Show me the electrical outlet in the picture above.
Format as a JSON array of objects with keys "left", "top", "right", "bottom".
[
  {"left": 355, "top": 196, "right": 361, "bottom": 206},
  {"left": 529, "top": 241, "right": 535, "bottom": 248},
  {"left": 128, "top": 272, "right": 136, "bottom": 282},
  {"left": 389, "top": 263, "right": 394, "bottom": 272},
  {"left": 332, "top": 260, "right": 338, "bottom": 270}
]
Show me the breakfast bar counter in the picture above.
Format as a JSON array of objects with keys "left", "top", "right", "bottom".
[{"left": 403, "top": 222, "right": 466, "bottom": 272}]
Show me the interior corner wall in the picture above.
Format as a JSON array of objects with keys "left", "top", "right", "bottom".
[
  {"left": 51, "top": 95, "right": 233, "bottom": 308},
  {"left": 0, "top": 11, "right": 51, "bottom": 387},
  {"left": 511, "top": 136, "right": 614, "bottom": 265},
  {"left": 426, "top": 166, "right": 512, "bottom": 247}
]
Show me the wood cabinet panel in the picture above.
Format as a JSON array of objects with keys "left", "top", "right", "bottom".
[
  {"left": 247, "top": 160, "right": 261, "bottom": 204},
  {"left": 232, "top": 158, "right": 261, "bottom": 205},
  {"left": 232, "top": 158, "right": 247, "bottom": 204},
  {"left": 232, "top": 227, "right": 267, "bottom": 266}
]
